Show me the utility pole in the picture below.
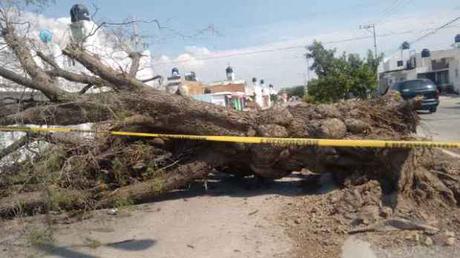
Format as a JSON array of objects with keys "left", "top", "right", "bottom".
[
  {"left": 305, "top": 46, "right": 311, "bottom": 88},
  {"left": 131, "top": 16, "right": 143, "bottom": 52},
  {"left": 360, "top": 24, "right": 377, "bottom": 59},
  {"left": 360, "top": 24, "right": 380, "bottom": 93}
]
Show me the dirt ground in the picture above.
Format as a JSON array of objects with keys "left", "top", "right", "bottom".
[
  {"left": 282, "top": 179, "right": 460, "bottom": 258},
  {"left": 282, "top": 151, "right": 460, "bottom": 258},
  {"left": 0, "top": 154, "right": 458, "bottom": 258},
  {"left": 1, "top": 175, "right": 301, "bottom": 258}
]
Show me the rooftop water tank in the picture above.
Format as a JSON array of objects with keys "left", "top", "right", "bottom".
[
  {"left": 401, "top": 41, "right": 410, "bottom": 50},
  {"left": 226, "top": 66, "right": 233, "bottom": 74},
  {"left": 171, "top": 67, "right": 180, "bottom": 76},
  {"left": 455, "top": 34, "right": 460, "bottom": 43},
  {"left": 421, "top": 49, "right": 431, "bottom": 58},
  {"left": 70, "top": 4, "right": 90, "bottom": 23}
]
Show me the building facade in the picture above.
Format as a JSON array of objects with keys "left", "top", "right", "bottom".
[{"left": 379, "top": 37, "right": 460, "bottom": 94}]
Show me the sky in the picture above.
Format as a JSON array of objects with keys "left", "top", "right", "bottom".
[{"left": 38, "top": 0, "right": 460, "bottom": 87}]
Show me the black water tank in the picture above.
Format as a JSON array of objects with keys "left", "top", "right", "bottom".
[
  {"left": 421, "top": 48, "right": 431, "bottom": 58},
  {"left": 401, "top": 41, "right": 410, "bottom": 50},
  {"left": 70, "top": 4, "right": 90, "bottom": 23},
  {"left": 226, "top": 66, "right": 233, "bottom": 74},
  {"left": 455, "top": 34, "right": 460, "bottom": 43}
]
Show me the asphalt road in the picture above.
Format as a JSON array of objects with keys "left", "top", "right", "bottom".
[{"left": 418, "top": 95, "right": 460, "bottom": 142}]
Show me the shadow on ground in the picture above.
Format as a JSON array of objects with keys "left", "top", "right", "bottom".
[
  {"left": 153, "top": 172, "right": 336, "bottom": 204},
  {"left": 37, "top": 239, "right": 156, "bottom": 258}
]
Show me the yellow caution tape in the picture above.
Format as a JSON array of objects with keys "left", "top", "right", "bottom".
[{"left": 0, "top": 126, "right": 459, "bottom": 149}]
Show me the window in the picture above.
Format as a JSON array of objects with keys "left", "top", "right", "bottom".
[{"left": 437, "top": 71, "right": 449, "bottom": 85}]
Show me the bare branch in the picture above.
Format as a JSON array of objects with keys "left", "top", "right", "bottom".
[
  {"left": 142, "top": 75, "right": 162, "bottom": 83},
  {"left": 45, "top": 69, "right": 106, "bottom": 87},
  {"left": 0, "top": 66, "right": 43, "bottom": 91},
  {"left": 0, "top": 100, "right": 116, "bottom": 126},
  {"left": 79, "top": 83, "right": 94, "bottom": 94},
  {"left": 36, "top": 51, "right": 110, "bottom": 88},
  {"left": 0, "top": 134, "right": 30, "bottom": 160},
  {"left": 63, "top": 44, "right": 147, "bottom": 90},
  {"left": 36, "top": 50, "right": 59, "bottom": 69},
  {"left": 1, "top": 24, "right": 72, "bottom": 101},
  {"left": 128, "top": 52, "right": 141, "bottom": 77}
]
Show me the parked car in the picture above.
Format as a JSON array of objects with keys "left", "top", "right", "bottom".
[{"left": 390, "top": 79, "right": 440, "bottom": 113}]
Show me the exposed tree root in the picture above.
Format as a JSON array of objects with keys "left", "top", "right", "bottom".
[
  {"left": 0, "top": 18, "right": 457, "bottom": 222},
  {"left": 98, "top": 161, "right": 212, "bottom": 208},
  {"left": 0, "top": 188, "right": 90, "bottom": 218}
]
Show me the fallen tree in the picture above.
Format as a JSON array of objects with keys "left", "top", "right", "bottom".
[{"left": 0, "top": 7, "right": 458, "bottom": 219}]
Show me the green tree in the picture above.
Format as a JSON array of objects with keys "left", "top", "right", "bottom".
[
  {"left": 306, "top": 41, "right": 382, "bottom": 103},
  {"left": 280, "top": 85, "right": 306, "bottom": 98}
]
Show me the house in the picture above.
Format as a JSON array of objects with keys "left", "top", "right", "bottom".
[
  {"left": 193, "top": 92, "right": 247, "bottom": 111},
  {"left": 188, "top": 66, "right": 277, "bottom": 110},
  {"left": 379, "top": 35, "right": 460, "bottom": 94},
  {"left": 206, "top": 66, "right": 247, "bottom": 94},
  {"left": 165, "top": 68, "right": 207, "bottom": 96},
  {"left": 205, "top": 81, "right": 246, "bottom": 94},
  {"left": 190, "top": 66, "right": 250, "bottom": 111}
]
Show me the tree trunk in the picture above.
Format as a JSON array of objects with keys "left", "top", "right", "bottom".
[{"left": 0, "top": 22, "right": 457, "bottom": 218}]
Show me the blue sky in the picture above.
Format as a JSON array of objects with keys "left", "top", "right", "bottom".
[
  {"left": 43, "top": 0, "right": 459, "bottom": 55},
  {"left": 39, "top": 0, "right": 460, "bottom": 86}
]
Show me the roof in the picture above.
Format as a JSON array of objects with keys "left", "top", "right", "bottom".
[
  {"left": 206, "top": 83, "right": 246, "bottom": 94},
  {"left": 210, "top": 91, "right": 246, "bottom": 96},
  {"left": 209, "top": 80, "right": 246, "bottom": 86}
]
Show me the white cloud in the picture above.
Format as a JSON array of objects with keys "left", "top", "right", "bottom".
[
  {"left": 184, "top": 46, "right": 211, "bottom": 56},
  {"left": 11, "top": 8, "right": 458, "bottom": 89},
  {"left": 152, "top": 8, "right": 460, "bottom": 88},
  {"left": 3, "top": 11, "right": 158, "bottom": 90}
]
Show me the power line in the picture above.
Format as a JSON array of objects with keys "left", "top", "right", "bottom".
[
  {"left": 379, "top": 0, "right": 404, "bottom": 17},
  {"left": 153, "top": 45, "right": 306, "bottom": 65},
  {"left": 152, "top": 24, "right": 460, "bottom": 65},
  {"left": 372, "top": 0, "right": 413, "bottom": 25},
  {"left": 384, "top": 16, "right": 460, "bottom": 56},
  {"left": 368, "top": 0, "right": 402, "bottom": 25},
  {"left": 410, "top": 16, "right": 460, "bottom": 45},
  {"left": 152, "top": 34, "right": 389, "bottom": 65}
]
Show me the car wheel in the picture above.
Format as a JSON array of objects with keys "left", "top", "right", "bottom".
[{"left": 430, "top": 107, "right": 437, "bottom": 113}]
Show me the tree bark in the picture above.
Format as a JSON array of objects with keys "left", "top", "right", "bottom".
[
  {"left": 98, "top": 161, "right": 212, "bottom": 207},
  {"left": 2, "top": 16, "right": 456, "bottom": 219},
  {"left": 1, "top": 26, "right": 73, "bottom": 102},
  {"left": 0, "top": 134, "right": 30, "bottom": 160}
]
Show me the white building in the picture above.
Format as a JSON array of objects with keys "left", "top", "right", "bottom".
[
  {"left": 0, "top": 4, "right": 158, "bottom": 93},
  {"left": 379, "top": 35, "right": 460, "bottom": 94}
]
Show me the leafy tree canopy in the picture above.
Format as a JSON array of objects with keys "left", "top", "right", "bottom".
[
  {"left": 306, "top": 41, "right": 382, "bottom": 103},
  {"left": 280, "top": 85, "right": 306, "bottom": 98}
]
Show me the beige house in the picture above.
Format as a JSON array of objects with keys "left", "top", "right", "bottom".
[{"left": 379, "top": 37, "right": 460, "bottom": 94}]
